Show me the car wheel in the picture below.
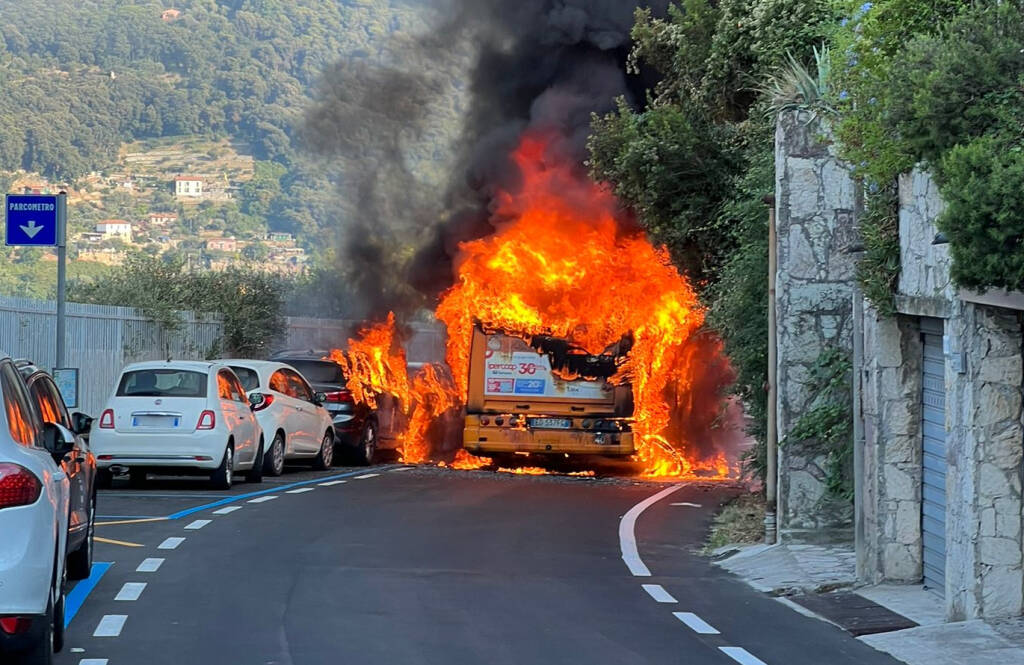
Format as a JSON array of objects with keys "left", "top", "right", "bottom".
[
  {"left": 356, "top": 420, "right": 377, "bottom": 466},
  {"left": 263, "top": 432, "right": 285, "bottom": 477},
  {"left": 67, "top": 493, "right": 95, "bottom": 580},
  {"left": 210, "top": 445, "right": 233, "bottom": 490},
  {"left": 312, "top": 431, "right": 334, "bottom": 470},
  {"left": 246, "top": 440, "right": 264, "bottom": 483},
  {"left": 128, "top": 468, "right": 147, "bottom": 488}
]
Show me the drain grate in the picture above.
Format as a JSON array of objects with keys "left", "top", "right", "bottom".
[{"left": 789, "top": 592, "right": 919, "bottom": 637}]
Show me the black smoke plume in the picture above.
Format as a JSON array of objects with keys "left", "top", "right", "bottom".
[{"left": 304, "top": 0, "right": 669, "bottom": 316}]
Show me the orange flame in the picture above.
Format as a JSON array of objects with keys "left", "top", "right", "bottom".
[
  {"left": 328, "top": 313, "right": 409, "bottom": 412},
  {"left": 450, "top": 449, "right": 492, "bottom": 470},
  {"left": 328, "top": 315, "right": 466, "bottom": 464},
  {"left": 435, "top": 132, "right": 730, "bottom": 478}
]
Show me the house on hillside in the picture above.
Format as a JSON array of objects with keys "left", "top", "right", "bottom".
[
  {"left": 206, "top": 237, "right": 238, "bottom": 253},
  {"left": 95, "top": 220, "right": 132, "bottom": 241},
  {"left": 22, "top": 184, "right": 52, "bottom": 195},
  {"left": 78, "top": 247, "right": 126, "bottom": 266},
  {"left": 174, "top": 176, "right": 204, "bottom": 198},
  {"left": 265, "top": 231, "right": 293, "bottom": 244},
  {"left": 161, "top": 9, "right": 181, "bottom": 22},
  {"left": 148, "top": 212, "right": 178, "bottom": 226}
]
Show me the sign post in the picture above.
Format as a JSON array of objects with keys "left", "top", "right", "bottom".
[{"left": 5, "top": 192, "right": 68, "bottom": 368}]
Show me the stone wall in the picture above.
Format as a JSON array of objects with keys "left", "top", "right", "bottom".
[
  {"left": 858, "top": 167, "right": 1024, "bottom": 620},
  {"left": 897, "top": 170, "right": 953, "bottom": 303},
  {"left": 948, "top": 305, "right": 1023, "bottom": 619},
  {"left": 774, "top": 110, "right": 858, "bottom": 540},
  {"left": 859, "top": 311, "right": 923, "bottom": 583}
]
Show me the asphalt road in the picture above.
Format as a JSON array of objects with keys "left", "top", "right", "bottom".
[{"left": 55, "top": 465, "right": 902, "bottom": 665}]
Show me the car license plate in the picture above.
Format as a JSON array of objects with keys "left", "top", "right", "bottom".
[
  {"left": 529, "top": 417, "right": 572, "bottom": 429},
  {"left": 132, "top": 415, "right": 180, "bottom": 428}
]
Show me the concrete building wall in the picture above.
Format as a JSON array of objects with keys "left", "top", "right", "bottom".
[{"left": 773, "top": 111, "right": 859, "bottom": 540}]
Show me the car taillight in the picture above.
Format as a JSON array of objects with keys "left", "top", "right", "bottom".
[
  {"left": 0, "top": 617, "right": 33, "bottom": 634},
  {"left": 196, "top": 410, "right": 216, "bottom": 430},
  {"left": 0, "top": 463, "right": 42, "bottom": 510},
  {"left": 324, "top": 390, "right": 354, "bottom": 404},
  {"left": 99, "top": 409, "right": 115, "bottom": 429},
  {"left": 253, "top": 394, "right": 275, "bottom": 411}
]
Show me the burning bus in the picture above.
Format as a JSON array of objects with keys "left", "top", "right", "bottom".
[{"left": 462, "top": 324, "right": 635, "bottom": 460}]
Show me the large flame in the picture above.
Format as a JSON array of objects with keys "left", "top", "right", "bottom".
[
  {"left": 328, "top": 313, "right": 409, "bottom": 412},
  {"left": 435, "top": 132, "right": 730, "bottom": 478},
  {"left": 327, "top": 133, "right": 735, "bottom": 479}
]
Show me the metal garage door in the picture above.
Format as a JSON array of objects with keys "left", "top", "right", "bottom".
[{"left": 921, "top": 317, "right": 947, "bottom": 596}]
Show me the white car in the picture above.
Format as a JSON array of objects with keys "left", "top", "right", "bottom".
[
  {"left": 224, "top": 360, "right": 335, "bottom": 476},
  {"left": 0, "top": 354, "right": 71, "bottom": 664},
  {"left": 91, "top": 361, "right": 264, "bottom": 490}
]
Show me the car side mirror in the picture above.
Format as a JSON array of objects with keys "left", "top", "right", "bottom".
[
  {"left": 248, "top": 392, "right": 266, "bottom": 410},
  {"left": 71, "top": 412, "right": 93, "bottom": 436},
  {"left": 42, "top": 422, "right": 76, "bottom": 460},
  {"left": 313, "top": 392, "right": 327, "bottom": 406}
]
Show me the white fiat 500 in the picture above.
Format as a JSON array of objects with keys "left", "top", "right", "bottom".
[
  {"left": 224, "top": 360, "right": 335, "bottom": 476},
  {"left": 0, "top": 355, "right": 71, "bottom": 663},
  {"left": 91, "top": 361, "right": 264, "bottom": 490}
]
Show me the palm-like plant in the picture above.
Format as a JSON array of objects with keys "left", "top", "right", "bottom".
[{"left": 759, "top": 45, "right": 835, "bottom": 118}]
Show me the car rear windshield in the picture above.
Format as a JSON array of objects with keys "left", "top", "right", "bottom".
[
  {"left": 229, "top": 366, "right": 260, "bottom": 392},
  {"left": 283, "top": 360, "right": 344, "bottom": 385},
  {"left": 117, "top": 369, "right": 208, "bottom": 398}
]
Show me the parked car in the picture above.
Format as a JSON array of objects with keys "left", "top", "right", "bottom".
[
  {"left": 91, "top": 361, "right": 264, "bottom": 490},
  {"left": 16, "top": 361, "right": 96, "bottom": 581},
  {"left": 0, "top": 354, "right": 73, "bottom": 664},
  {"left": 269, "top": 350, "right": 404, "bottom": 465},
  {"left": 222, "top": 360, "right": 335, "bottom": 475}
]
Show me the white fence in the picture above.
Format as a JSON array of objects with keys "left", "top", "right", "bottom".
[
  {"left": 0, "top": 297, "right": 448, "bottom": 416},
  {"left": 0, "top": 296, "right": 222, "bottom": 415}
]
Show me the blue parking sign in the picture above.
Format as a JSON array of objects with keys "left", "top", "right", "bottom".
[{"left": 5, "top": 194, "right": 59, "bottom": 246}]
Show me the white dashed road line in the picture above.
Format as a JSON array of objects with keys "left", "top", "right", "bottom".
[
  {"left": 319, "top": 480, "right": 347, "bottom": 486},
  {"left": 641, "top": 584, "right": 677, "bottom": 603},
  {"left": 355, "top": 473, "right": 379, "bottom": 479},
  {"left": 390, "top": 466, "right": 413, "bottom": 472},
  {"left": 213, "top": 505, "right": 242, "bottom": 515},
  {"left": 93, "top": 615, "right": 127, "bottom": 637},
  {"left": 114, "top": 582, "right": 147, "bottom": 601},
  {"left": 184, "top": 519, "right": 211, "bottom": 530},
  {"left": 136, "top": 558, "right": 164, "bottom": 572},
  {"left": 719, "top": 646, "right": 768, "bottom": 665},
  {"left": 619, "top": 483, "right": 684, "bottom": 576},
  {"left": 79, "top": 659, "right": 108, "bottom": 665},
  {"left": 285, "top": 487, "right": 315, "bottom": 494},
  {"left": 673, "top": 612, "right": 720, "bottom": 635},
  {"left": 158, "top": 537, "right": 185, "bottom": 550},
  {"left": 670, "top": 502, "right": 702, "bottom": 508},
  {"left": 248, "top": 495, "right": 278, "bottom": 503}
]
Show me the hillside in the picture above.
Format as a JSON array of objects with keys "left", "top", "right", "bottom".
[{"left": 0, "top": 0, "right": 462, "bottom": 274}]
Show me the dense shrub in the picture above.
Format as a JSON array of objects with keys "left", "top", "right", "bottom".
[
  {"left": 833, "top": 0, "right": 1024, "bottom": 295},
  {"left": 938, "top": 136, "right": 1024, "bottom": 291}
]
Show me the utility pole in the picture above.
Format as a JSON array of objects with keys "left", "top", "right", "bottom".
[
  {"left": 764, "top": 194, "right": 778, "bottom": 545},
  {"left": 55, "top": 191, "right": 68, "bottom": 370}
]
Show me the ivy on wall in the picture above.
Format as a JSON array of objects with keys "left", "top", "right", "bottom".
[{"left": 784, "top": 347, "right": 853, "bottom": 501}]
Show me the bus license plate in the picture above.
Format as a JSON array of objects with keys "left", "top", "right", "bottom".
[{"left": 529, "top": 417, "right": 571, "bottom": 429}]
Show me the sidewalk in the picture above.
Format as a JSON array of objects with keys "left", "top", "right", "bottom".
[{"left": 713, "top": 543, "right": 1024, "bottom": 665}]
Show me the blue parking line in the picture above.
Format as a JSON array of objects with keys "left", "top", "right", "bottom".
[
  {"left": 65, "top": 562, "right": 112, "bottom": 628},
  {"left": 164, "top": 467, "right": 389, "bottom": 520}
]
